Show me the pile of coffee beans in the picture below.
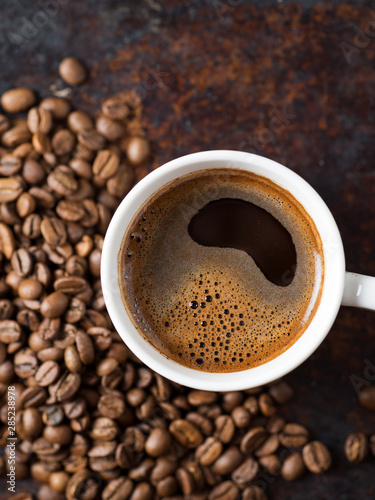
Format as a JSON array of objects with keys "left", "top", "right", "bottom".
[{"left": 0, "top": 59, "right": 362, "bottom": 500}]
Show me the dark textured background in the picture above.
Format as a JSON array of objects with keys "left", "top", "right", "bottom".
[{"left": 1, "top": 0, "right": 375, "bottom": 498}]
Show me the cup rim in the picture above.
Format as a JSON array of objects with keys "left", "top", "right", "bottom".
[{"left": 101, "top": 150, "right": 346, "bottom": 391}]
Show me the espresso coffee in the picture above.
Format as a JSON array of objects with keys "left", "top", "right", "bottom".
[{"left": 118, "top": 168, "right": 324, "bottom": 372}]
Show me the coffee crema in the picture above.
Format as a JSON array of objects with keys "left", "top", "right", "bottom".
[{"left": 118, "top": 168, "right": 324, "bottom": 373}]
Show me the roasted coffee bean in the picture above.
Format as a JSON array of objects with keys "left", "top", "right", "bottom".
[
  {"left": 27, "top": 106, "right": 53, "bottom": 134},
  {"left": 214, "top": 415, "right": 235, "bottom": 444},
  {"left": 93, "top": 149, "right": 120, "bottom": 179},
  {"left": 102, "top": 477, "right": 134, "bottom": 500},
  {"left": 0, "top": 154, "right": 22, "bottom": 176},
  {"left": 41, "top": 217, "right": 67, "bottom": 247},
  {"left": 32, "top": 132, "right": 51, "bottom": 154},
  {"left": 156, "top": 475, "right": 178, "bottom": 497},
  {"left": 22, "top": 158, "right": 46, "bottom": 185},
  {"left": 89, "top": 417, "right": 118, "bottom": 441},
  {"left": 64, "top": 345, "right": 82, "bottom": 373},
  {"left": 150, "top": 456, "right": 177, "bottom": 484},
  {"left": 0, "top": 113, "right": 10, "bottom": 134},
  {"left": 232, "top": 457, "right": 259, "bottom": 488},
  {"left": 47, "top": 165, "right": 78, "bottom": 196},
  {"left": 279, "top": 423, "right": 309, "bottom": 448},
  {"left": 258, "top": 454, "right": 281, "bottom": 475},
  {"left": 66, "top": 469, "right": 100, "bottom": 500},
  {"left": 243, "top": 396, "right": 262, "bottom": 418},
  {"left": 97, "top": 393, "right": 125, "bottom": 419},
  {"left": 0, "top": 222, "right": 16, "bottom": 258},
  {"left": 242, "top": 486, "right": 268, "bottom": 500},
  {"left": 344, "top": 432, "right": 369, "bottom": 462},
  {"left": 208, "top": 481, "right": 239, "bottom": 500},
  {"left": 32, "top": 436, "right": 61, "bottom": 456},
  {"left": 97, "top": 357, "right": 119, "bottom": 377},
  {"left": 59, "top": 57, "right": 87, "bottom": 86},
  {"left": 49, "top": 470, "right": 70, "bottom": 493},
  {"left": 175, "top": 467, "right": 195, "bottom": 495},
  {"left": 52, "top": 129, "right": 76, "bottom": 156},
  {"left": 126, "top": 136, "right": 150, "bottom": 165},
  {"left": 259, "top": 393, "right": 277, "bottom": 417},
  {"left": 128, "top": 457, "right": 154, "bottom": 481},
  {"left": 196, "top": 437, "right": 223, "bottom": 466},
  {"left": 37, "top": 484, "right": 64, "bottom": 500},
  {"left": 55, "top": 371, "right": 81, "bottom": 401},
  {"left": 2, "top": 124, "right": 31, "bottom": 147},
  {"left": 0, "top": 299, "right": 13, "bottom": 321},
  {"left": 40, "top": 292, "right": 69, "bottom": 318},
  {"left": 1, "top": 88, "right": 36, "bottom": 113},
  {"left": 358, "top": 385, "right": 375, "bottom": 410},
  {"left": 16, "top": 192, "right": 36, "bottom": 218},
  {"left": 40, "top": 97, "right": 71, "bottom": 120},
  {"left": 213, "top": 446, "right": 243, "bottom": 475},
  {"left": 187, "top": 390, "right": 217, "bottom": 406},
  {"left": 144, "top": 427, "right": 172, "bottom": 457},
  {"left": 302, "top": 441, "right": 332, "bottom": 473},
  {"left": 78, "top": 129, "right": 105, "bottom": 151},
  {"left": 153, "top": 373, "right": 172, "bottom": 402},
  {"left": 75, "top": 330, "right": 95, "bottom": 365},
  {"left": 35, "top": 360, "right": 60, "bottom": 387},
  {"left": 11, "top": 248, "right": 34, "bottom": 277},
  {"left": 169, "top": 419, "right": 204, "bottom": 449},
  {"left": 106, "top": 164, "right": 133, "bottom": 198},
  {"left": 42, "top": 404, "right": 64, "bottom": 426},
  {"left": 96, "top": 115, "right": 124, "bottom": 141},
  {"left": 56, "top": 199, "right": 85, "bottom": 222},
  {"left": 20, "top": 407, "right": 43, "bottom": 437},
  {"left": 29, "top": 187, "right": 55, "bottom": 209},
  {"left": 14, "top": 348, "right": 38, "bottom": 378},
  {"left": 281, "top": 452, "right": 306, "bottom": 481},
  {"left": 129, "top": 482, "right": 153, "bottom": 500},
  {"left": 255, "top": 433, "right": 279, "bottom": 457},
  {"left": 269, "top": 380, "right": 294, "bottom": 404},
  {"left": 20, "top": 386, "right": 47, "bottom": 408},
  {"left": 0, "top": 320, "right": 21, "bottom": 343},
  {"left": 67, "top": 111, "right": 94, "bottom": 133},
  {"left": 240, "top": 426, "right": 268, "bottom": 454},
  {"left": 232, "top": 406, "right": 251, "bottom": 428},
  {"left": 0, "top": 177, "right": 23, "bottom": 203},
  {"left": 22, "top": 213, "right": 41, "bottom": 239},
  {"left": 102, "top": 96, "right": 130, "bottom": 120},
  {"left": 18, "top": 278, "right": 43, "bottom": 300},
  {"left": 186, "top": 412, "right": 213, "bottom": 436},
  {"left": 43, "top": 423, "right": 73, "bottom": 445}
]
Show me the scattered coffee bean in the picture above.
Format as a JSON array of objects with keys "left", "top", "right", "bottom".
[
  {"left": 281, "top": 451, "right": 306, "bottom": 480},
  {"left": 302, "top": 441, "right": 332, "bottom": 474},
  {"left": 358, "top": 385, "right": 375, "bottom": 410},
  {"left": 126, "top": 136, "right": 150, "bottom": 165},
  {"left": 1, "top": 88, "right": 36, "bottom": 113},
  {"left": 279, "top": 423, "right": 309, "bottom": 448},
  {"left": 242, "top": 485, "right": 268, "bottom": 500},
  {"left": 59, "top": 57, "right": 87, "bottom": 86},
  {"left": 240, "top": 426, "right": 268, "bottom": 454},
  {"left": 169, "top": 419, "right": 204, "bottom": 449},
  {"left": 344, "top": 432, "right": 369, "bottom": 462},
  {"left": 208, "top": 481, "right": 239, "bottom": 500}
]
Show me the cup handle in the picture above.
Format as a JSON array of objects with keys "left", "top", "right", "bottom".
[{"left": 341, "top": 272, "right": 375, "bottom": 310}]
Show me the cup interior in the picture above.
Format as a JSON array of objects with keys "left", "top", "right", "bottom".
[{"left": 101, "top": 151, "right": 345, "bottom": 391}]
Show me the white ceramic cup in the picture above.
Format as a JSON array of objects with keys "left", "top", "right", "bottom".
[{"left": 101, "top": 151, "right": 375, "bottom": 391}]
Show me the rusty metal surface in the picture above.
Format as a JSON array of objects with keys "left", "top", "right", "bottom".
[{"left": 1, "top": 0, "right": 375, "bottom": 498}]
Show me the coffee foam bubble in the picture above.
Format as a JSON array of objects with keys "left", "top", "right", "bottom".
[{"left": 119, "top": 169, "right": 324, "bottom": 373}]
